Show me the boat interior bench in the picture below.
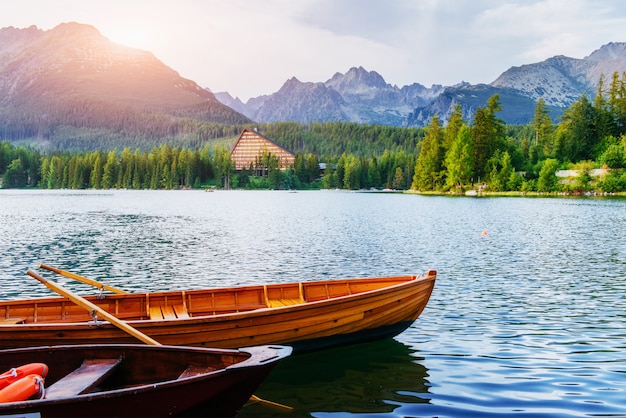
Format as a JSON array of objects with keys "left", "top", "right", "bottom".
[
  {"left": 45, "top": 358, "right": 122, "bottom": 399},
  {"left": 0, "top": 318, "right": 24, "bottom": 324},
  {"left": 149, "top": 304, "right": 189, "bottom": 320},
  {"left": 266, "top": 298, "right": 305, "bottom": 308},
  {"left": 264, "top": 284, "right": 306, "bottom": 308}
]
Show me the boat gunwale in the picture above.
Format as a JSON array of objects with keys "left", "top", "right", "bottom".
[
  {"left": 1, "top": 274, "right": 423, "bottom": 304},
  {"left": 0, "top": 344, "right": 290, "bottom": 407},
  {"left": 0, "top": 274, "right": 435, "bottom": 330}
]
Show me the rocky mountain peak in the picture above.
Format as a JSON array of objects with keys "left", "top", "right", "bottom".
[
  {"left": 219, "top": 66, "right": 483, "bottom": 126},
  {"left": 252, "top": 76, "right": 346, "bottom": 124},
  {"left": 325, "top": 66, "right": 388, "bottom": 93},
  {"left": 0, "top": 24, "right": 41, "bottom": 44},
  {"left": 48, "top": 22, "right": 102, "bottom": 40},
  {"left": 281, "top": 76, "right": 306, "bottom": 90},
  {"left": 232, "top": 42, "right": 626, "bottom": 128},
  {"left": 0, "top": 22, "right": 218, "bottom": 104},
  {"left": 275, "top": 77, "right": 337, "bottom": 99},
  {"left": 489, "top": 42, "right": 626, "bottom": 109},
  {"left": 586, "top": 42, "right": 626, "bottom": 61},
  {"left": 0, "top": 22, "right": 249, "bottom": 146},
  {"left": 0, "top": 25, "right": 42, "bottom": 60},
  {"left": 44, "top": 22, "right": 157, "bottom": 67}
]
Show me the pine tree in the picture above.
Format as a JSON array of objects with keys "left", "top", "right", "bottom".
[
  {"left": 101, "top": 150, "right": 118, "bottom": 189},
  {"left": 412, "top": 115, "right": 444, "bottom": 191},
  {"left": 471, "top": 94, "right": 505, "bottom": 180},
  {"left": 608, "top": 71, "right": 626, "bottom": 135},
  {"left": 90, "top": 152, "right": 103, "bottom": 189},
  {"left": 392, "top": 167, "right": 404, "bottom": 190},
  {"left": 556, "top": 94, "right": 596, "bottom": 162},
  {"left": 531, "top": 97, "right": 554, "bottom": 158},
  {"left": 444, "top": 125, "right": 473, "bottom": 191},
  {"left": 444, "top": 103, "right": 464, "bottom": 152}
]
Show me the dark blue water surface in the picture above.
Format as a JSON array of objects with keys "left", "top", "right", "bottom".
[{"left": 1, "top": 190, "right": 625, "bottom": 417}]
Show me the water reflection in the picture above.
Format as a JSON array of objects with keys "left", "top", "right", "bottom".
[{"left": 238, "top": 339, "right": 430, "bottom": 418}]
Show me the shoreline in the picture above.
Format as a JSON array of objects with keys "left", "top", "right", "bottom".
[{"left": 404, "top": 190, "right": 626, "bottom": 198}]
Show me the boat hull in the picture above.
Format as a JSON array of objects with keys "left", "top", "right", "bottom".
[
  {"left": 0, "top": 272, "right": 436, "bottom": 353},
  {"left": 0, "top": 344, "right": 291, "bottom": 418}
]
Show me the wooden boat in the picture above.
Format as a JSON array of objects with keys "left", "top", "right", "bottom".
[
  {"left": 0, "top": 343, "right": 291, "bottom": 418},
  {"left": 0, "top": 268, "right": 436, "bottom": 353}
]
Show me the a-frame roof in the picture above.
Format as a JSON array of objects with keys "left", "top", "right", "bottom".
[
  {"left": 230, "top": 128, "right": 296, "bottom": 170},
  {"left": 230, "top": 128, "right": 292, "bottom": 153}
]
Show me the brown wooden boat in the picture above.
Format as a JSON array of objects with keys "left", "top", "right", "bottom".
[
  {"left": 0, "top": 268, "right": 437, "bottom": 353},
  {"left": 0, "top": 343, "right": 291, "bottom": 418}
]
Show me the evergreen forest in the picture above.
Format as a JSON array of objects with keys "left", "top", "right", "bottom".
[{"left": 2, "top": 72, "right": 626, "bottom": 195}]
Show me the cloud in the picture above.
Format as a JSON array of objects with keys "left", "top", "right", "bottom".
[
  {"left": 473, "top": 0, "right": 624, "bottom": 62},
  {"left": 390, "top": 0, "right": 626, "bottom": 87},
  {"left": 294, "top": 0, "right": 417, "bottom": 45},
  {"left": 1, "top": 0, "right": 625, "bottom": 100}
]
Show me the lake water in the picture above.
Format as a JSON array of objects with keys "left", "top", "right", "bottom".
[{"left": 1, "top": 190, "right": 625, "bottom": 417}]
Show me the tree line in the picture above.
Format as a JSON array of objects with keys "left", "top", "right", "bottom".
[
  {"left": 0, "top": 144, "right": 221, "bottom": 190},
  {"left": 407, "top": 71, "right": 626, "bottom": 193},
  {"left": 2, "top": 71, "right": 626, "bottom": 193}
]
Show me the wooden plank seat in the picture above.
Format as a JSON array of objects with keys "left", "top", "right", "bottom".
[
  {"left": 149, "top": 304, "right": 189, "bottom": 320},
  {"left": 45, "top": 358, "right": 122, "bottom": 399},
  {"left": 266, "top": 298, "right": 305, "bottom": 308},
  {"left": 0, "top": 318, "right": 24, "bottom": 324},
  {"left": 264, "top": 283, "right": 306, "bottom": 308}
]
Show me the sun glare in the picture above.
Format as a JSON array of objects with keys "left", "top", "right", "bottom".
[{"left": 108, "top": 28, "right": 152, "bottom": 50}]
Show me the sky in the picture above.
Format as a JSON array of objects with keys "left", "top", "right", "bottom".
[{"left": 1, "top": 0, "right": 625, "bottom": 101}]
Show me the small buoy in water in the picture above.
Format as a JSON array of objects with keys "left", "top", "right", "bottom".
[{"left": 481, "top": 230, "right": 488, "bottom": 236}]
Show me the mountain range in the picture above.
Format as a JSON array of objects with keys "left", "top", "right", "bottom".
[
  {"left": 216, "top": 42, "right": 626, "bottom": 127},
  {"left": 0, "top": 22, "right": 249, "bottom": 148},
  {"left": 1, "top": 22, "right": 625, "bottom": 152}
]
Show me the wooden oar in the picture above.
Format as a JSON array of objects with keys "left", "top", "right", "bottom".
[
  {"left": 27, "top": 269, "right": 292, "bottom": 411},
  {"left": 248, "top": 394, "right": 293, "bottom": 410},
  {"left": 27, "top": 270, "right": 160, "bottom": 345},
  {"left": 38, "top": 263, "right": 126, "bottom": 294}
]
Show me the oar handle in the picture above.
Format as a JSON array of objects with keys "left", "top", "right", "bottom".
[
  {"left": 29, "top": 271, "right": 48, "bottom": 285},
  {"left": 27, "top": 270, "right": 161, "bottom": 346},
  {"left": 37, "top": 264, "right": 63, "bottom": 276}
]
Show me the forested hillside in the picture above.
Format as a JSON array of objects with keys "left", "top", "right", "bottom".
[
  {"left": 258, "top": 122, "right": 425, "bottom": 156},
  {"left": 2, "top": 72, "right": 626, "bottom": 194}
]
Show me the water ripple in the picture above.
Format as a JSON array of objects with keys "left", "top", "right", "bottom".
[{"left": 1, "top": 190, "right": 625, "bottom": 417}]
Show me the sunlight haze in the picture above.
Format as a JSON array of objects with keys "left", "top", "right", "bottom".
[{"left": 1, "top": 0, "right": 625, "bottom": 101}]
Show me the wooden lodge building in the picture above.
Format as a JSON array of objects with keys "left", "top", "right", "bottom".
[{"left": 230, "top": 128, "right": 296, "bottom": 175}]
